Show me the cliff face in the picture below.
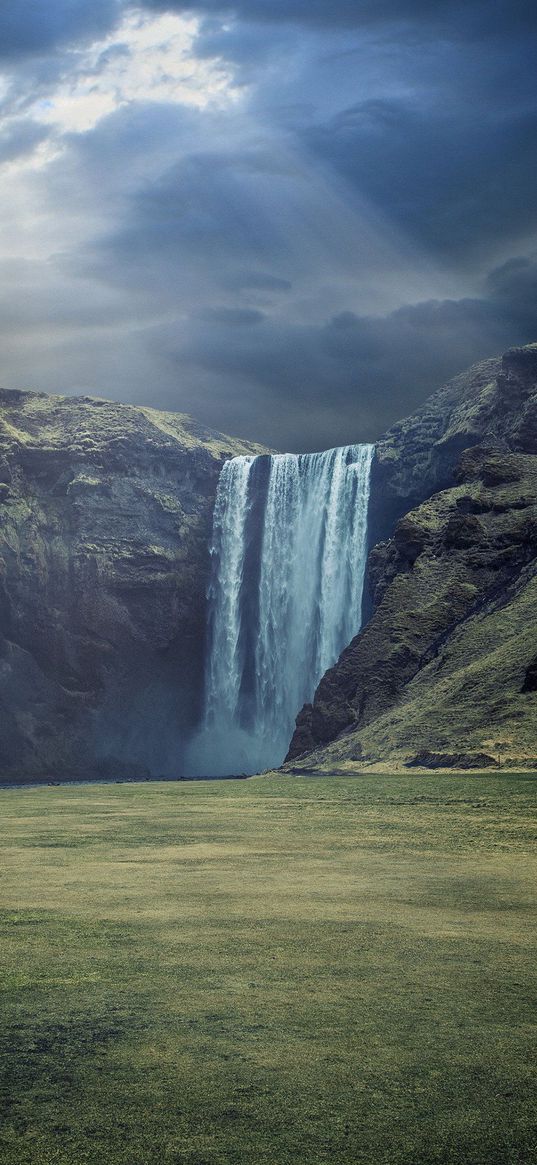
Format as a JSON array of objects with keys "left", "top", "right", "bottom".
[
  {"left": 368, "top": 345, "right": 537, "bottom": 545},
  {"left": 0, "top": 388, "right": 264, "bottom": 779},
  {"left": 287, "top": 345, "right": 537, "bottom": 771},
  {"left": 4, "top": 346, "right": 537, "bottom": 780}
]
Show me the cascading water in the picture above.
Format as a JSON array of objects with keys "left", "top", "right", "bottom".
[{"left": 186, "top": 443, "right": 374, "bottom": 776}]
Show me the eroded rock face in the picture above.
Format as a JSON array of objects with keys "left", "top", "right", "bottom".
[
  {"left": 367, "top": 344, "right": 537, "bottom": 548},
  {"left": 287, "top": 345, "right": 537, "bottom": 771},
  {"left": 0, "top": 389, "right": 265, "bottom": 779}
]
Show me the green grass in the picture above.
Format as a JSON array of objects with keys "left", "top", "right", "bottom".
[{"left": 1, "top": 773, "right": 536, "bottom": 1165}]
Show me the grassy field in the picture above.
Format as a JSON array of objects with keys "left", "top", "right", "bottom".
[{"left": 1, "top": 773, "right": 536, "bottom": 1165}]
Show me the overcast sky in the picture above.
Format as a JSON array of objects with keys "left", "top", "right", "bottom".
[{"left": 0, "top": 1, "right": 536, "bottom": 450}]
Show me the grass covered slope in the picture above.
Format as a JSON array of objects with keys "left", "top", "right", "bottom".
[
  {"left": 356, "top": 567, "right": 537, "bottom": 770},
  {"left": 289, "top": 450, "right": 537, "bottom": 772},
  {"left": 288, "top": 346, "right": 537, "bottom": 771},
  {"left": 1, "top": 775, "right": 536, "bottom": 1165}
]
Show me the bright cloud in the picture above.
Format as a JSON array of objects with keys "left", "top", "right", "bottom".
[{"left": 24, "top": 10, "right": 241, "bottom": 136}]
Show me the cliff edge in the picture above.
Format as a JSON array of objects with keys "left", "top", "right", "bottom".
[
  {"left": 286, "top": 345, "right": 537, "bottom": 771},
  {"left": 0, "top": 388, "right": 264, "bottom": 779}
]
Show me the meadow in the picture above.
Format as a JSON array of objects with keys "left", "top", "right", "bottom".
[{"left": 1, "top": 773, "right": 536, "bottom": 1165}]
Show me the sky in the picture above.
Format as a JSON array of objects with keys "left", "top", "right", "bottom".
[{"left": 0, "top": 1, "right": 536, "bottom": 451}]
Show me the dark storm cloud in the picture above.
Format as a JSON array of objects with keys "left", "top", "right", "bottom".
[
  {"left": 70, "top": 115, "right": 378, "bottom": 300},
  {"left": 224, "top": 272, "right": 292, "bottom": 293},
  {"left": 141, "top": 0, "right": 536, "bottom": 37},
  {"left": 137, "top": 255, "right": 537, "bottom": 451},
  {"left": 89, "top": 154, "right": 286, "bottom": 289},
  {"left": 158, "top": 0, "right": 537, "bottom": 267},
  {"left": 304, "top": 100, "right": 537, "bottom": 260},
  {"left": 42, "top": 49, "right": 537, "bottom": 450},
  {"left": 0, "top": 0, "right": 536, "bottom": 450},
  {"left": 0, "top": 1, "right": 121, "bottom": 60},
  {"left": 0, "top": 118, "right": 49, "bottom": 162},
  {"left": 485, "top": 255, "right": 537, "bottom": 322},
  {"left": 197, "top": 307, "right": 265, "bottom": 324}
]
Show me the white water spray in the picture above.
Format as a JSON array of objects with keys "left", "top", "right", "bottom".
[{"left": 186, "top": 444, "right": 374, "bottom": 776}]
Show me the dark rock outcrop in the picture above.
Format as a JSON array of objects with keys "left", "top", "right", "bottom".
[
  {"left": 367, "top": 344, "right": 537, "bottom": 547},
  {"left": 405, "top": 751, "right": 499, "bottom": 770},
  {"left": 287, "top": 345, "right": 537, "bottom": 772},
  {"left": 0, "top": 388, "right": 265, "bottom": 780},
  {"left": 522, "top": 657, "right": 537, "bottom": 693}
]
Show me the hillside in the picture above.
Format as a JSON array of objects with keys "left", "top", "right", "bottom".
[{"left": 286, "top": 345, "right": 537, "bottom": 772}]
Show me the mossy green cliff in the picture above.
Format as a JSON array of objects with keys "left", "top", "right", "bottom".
[{"left": 287, "top": 345, "right": 537, "bottom": 772}]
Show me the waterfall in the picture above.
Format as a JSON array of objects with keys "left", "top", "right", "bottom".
[{"left": 186, "top": 443, "right": 374, "bottom": 776}]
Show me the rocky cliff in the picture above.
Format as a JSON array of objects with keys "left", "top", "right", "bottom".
[
  {"left": 0, "top": 388, "right": 264, "bottom": 780},
  {"left": 287, "top": 344, "right": 537, "bottom": 771},
  {"left": 3, "top": 346, "right": 537, "bottom": 781}
]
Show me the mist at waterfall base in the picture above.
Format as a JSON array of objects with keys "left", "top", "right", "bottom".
[{"left": 185, "top": 444, "right": 374, "bottom": 777}]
